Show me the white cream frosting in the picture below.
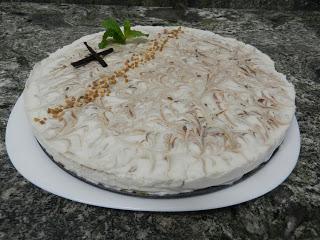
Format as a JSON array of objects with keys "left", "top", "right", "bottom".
[{"left": 24, "top": 26, "right": 295, "bottom": 194}]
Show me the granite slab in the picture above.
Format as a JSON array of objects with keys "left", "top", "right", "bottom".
[
  {"left": 7, "top": 0, "right": 320, "bottom": 11},
  {"left": 0, "top": 2, "right": 319, "bottom": 240}
]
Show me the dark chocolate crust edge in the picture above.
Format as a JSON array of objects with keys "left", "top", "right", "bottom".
[{"left": 37, "top": 139, "right": 279, "bottom": 199}]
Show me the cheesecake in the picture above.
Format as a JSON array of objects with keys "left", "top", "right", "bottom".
[{"left": 24, "top": 26, "right": 295, "bottom": 195}]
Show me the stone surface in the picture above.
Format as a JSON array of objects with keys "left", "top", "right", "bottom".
[
  {"left": 0, "top": 2, "right": 319, "bottom": 240},
  {"left": 8, "top": 0, "right": 320, "bottom": 11}
]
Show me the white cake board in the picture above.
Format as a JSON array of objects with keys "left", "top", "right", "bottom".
[{"left": 5, "top": 96, "right": 300, "bottom": 212}]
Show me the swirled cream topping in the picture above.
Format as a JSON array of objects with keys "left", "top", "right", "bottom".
[{"left": 24, "top": 26, "right": 295, "bottom": 194}]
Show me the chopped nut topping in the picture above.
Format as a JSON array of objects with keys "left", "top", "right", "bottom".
[{"left": 38, "top": 27, "right": 183, "bottom": 124}]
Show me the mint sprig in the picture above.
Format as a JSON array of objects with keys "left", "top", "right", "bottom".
[{"left": 98, "top": 19, "right": 149, "bottom": 49}]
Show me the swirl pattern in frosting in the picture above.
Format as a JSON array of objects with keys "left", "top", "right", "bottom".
[{"left": 24, "top": 26, "right": 295, "bottom": 194}]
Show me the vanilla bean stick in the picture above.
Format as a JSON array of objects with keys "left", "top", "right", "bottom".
[
  {"left": 71, "top": 44, "right": 113, "bottom": 68},
  {"left": 83, "top": 42, "right": 107, "bottom": 67}
]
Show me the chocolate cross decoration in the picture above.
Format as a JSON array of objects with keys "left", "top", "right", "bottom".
[{"left": 71, "top": 42, "right": 113, "bottom": 68}]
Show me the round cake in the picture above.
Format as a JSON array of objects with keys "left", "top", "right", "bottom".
[{"left": 24, "top": 26, "right": 295, "bottom": 196}]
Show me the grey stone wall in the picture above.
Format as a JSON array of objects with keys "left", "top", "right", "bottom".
[{"left": 6, "top": 0, "right": 320, "bottom": 11}]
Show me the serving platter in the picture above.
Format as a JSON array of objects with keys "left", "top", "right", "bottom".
[{"left": 5, "top": 95, "right": 300, "bottom": 212}]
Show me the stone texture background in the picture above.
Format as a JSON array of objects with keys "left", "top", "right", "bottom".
[
  {"left": 5, "top": 0, "right": 320, "bottom": 11},
  {"left": 0, "top": 2, "right": 320, "bottom": 240}
]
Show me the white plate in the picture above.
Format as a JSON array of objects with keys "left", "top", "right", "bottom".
[{"left": 5, "top": 96, "right": 300, "bottom": 212}]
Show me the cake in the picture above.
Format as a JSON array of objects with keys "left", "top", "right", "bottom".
[{"left": 23, "top": 26, "right": 295, "bottom": 196}]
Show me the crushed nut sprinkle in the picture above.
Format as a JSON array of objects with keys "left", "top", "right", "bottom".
[
  {"left": 34, "top": 27, "right": 183, "bottom": 124},
  {"left": 34, "top": 117, "right": 47, "bottom": 124}
]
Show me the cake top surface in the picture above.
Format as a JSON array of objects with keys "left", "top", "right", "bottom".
[{"left": 24, "top": 26, "right": 295, "bottom": 188}]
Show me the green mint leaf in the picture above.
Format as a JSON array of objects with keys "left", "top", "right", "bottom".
[
  {"left": 100, "top": 18, "right": 126, "bottom": 46},
  {"left": 99, "top": 18, "right": 148, "bottom": 49},
  {"left": 98, "top": 40, "right": 107, "bottom": 49},
  {"left": 101, "top": 19, "right": 125, "bottom": 43},
  {"left": 98, "top": 30, "right": 111, "bottom": 49},
  {"left": 126, "top": 29, "right": 149, "bottom": 39},
  {"left": 123, "top": 19, "right": 131, "bottom": 37},
  {"left": 123, "top": 19, "right": 149, "bottom": 39}
]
